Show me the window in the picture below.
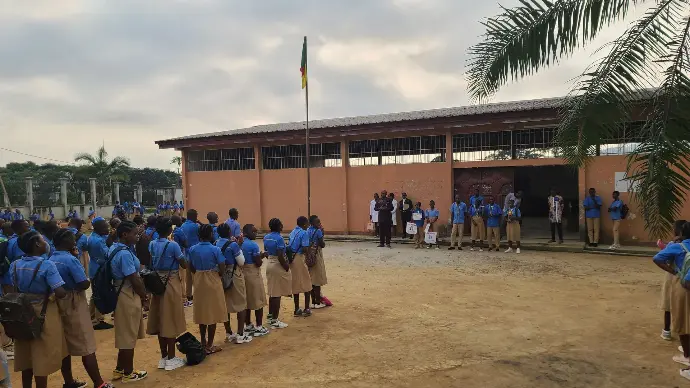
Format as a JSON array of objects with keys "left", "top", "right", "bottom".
[
  {"left": 261, "top": 142, "right": 341, "bottom": 170},
  {"left": 348, "top": 135, "right": 446, "bottom": 166},
  {"left": 452, "top": 128, "right": 559, "bottom": 161},
  {"left": 512, "top": 128, "right": 558, "bottom": 159},
  {"left": 186, "top": 148, "right": 255, "bottom": 172},
  {"left": 599, "top": 121, "right": 645, "bottom": 155}
]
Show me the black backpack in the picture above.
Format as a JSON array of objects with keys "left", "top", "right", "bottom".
[
  {"left": 176, "top": 332, "right": 205, "bottom": 366},
  {"left": 0, "top": 240, "right": 9, "bottom": 276},
  {"left": 92, "top": 246, "right": 128, "bottom": 315},
  {"left": 141, "top": 242, "right": 171, "bottom": 296},
  {"left": 621, "top": 204, "right": 630, "bottom": 219},
  {"left": 0, "top": 261, "right": 50, "bottom": 340}
]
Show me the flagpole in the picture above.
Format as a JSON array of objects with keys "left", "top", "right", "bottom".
[{"left": 305, "top": 35, "right": 311, "bottom": 217}]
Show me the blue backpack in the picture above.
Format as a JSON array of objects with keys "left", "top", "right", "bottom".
[
  {"left": 679, "top": 243, "right": 690, "bottom": 288},
  {"left": 92, "top": 246, "right": 128, "bottom": 315}
]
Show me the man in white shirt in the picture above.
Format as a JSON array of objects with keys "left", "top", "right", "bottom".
[
  {"left": 369, "top": 193, "right": 379, "bottom": 236},
  {"left": 390, "top": 193, "right": 398, "bottom": 236}
]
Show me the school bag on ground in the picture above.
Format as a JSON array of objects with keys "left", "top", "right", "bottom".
[
  {"left": 92, "top": 246, "right": 128, "bottom": 315},
  {"left": 176, "top": 332, "right": 206, "bottom": 366},
  {"left": 0, "top": 261, "right": 50, "bottom": 340},
  {"left": 140, "top": 242, "right": 171, "bottom": 296}
]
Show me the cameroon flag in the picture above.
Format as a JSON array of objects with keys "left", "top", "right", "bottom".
[{"left": 300, "top": 37, "right": 307, "bottom": 89}]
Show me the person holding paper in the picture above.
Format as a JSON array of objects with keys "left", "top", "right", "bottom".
[
  {"left": 548, "top": 188, "right": 564, "bottom": 244},
  {"left": 425, "top": 200, "right": 440, "bottom": 249},
  {"left": 411, "top": 202, "right": 425, "bottom": 248},
  {"left": 400, "top": 193, "right": 414, "bottom": 239}
]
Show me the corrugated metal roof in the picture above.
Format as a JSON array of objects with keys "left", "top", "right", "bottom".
[{"left": 156, "top": 96, "right": 565, "bottom": 145}]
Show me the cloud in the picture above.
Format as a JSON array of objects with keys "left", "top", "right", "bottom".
[{"left": 0, "top": 0, "right": 643, "bottom": 170}]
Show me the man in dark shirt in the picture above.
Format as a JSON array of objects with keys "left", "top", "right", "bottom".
[
  {"left": 375, "top": 190, "right": 394, "bottom": 248},
  {"left": 400, "top": 192, "right": 414, "bottom": 239}
]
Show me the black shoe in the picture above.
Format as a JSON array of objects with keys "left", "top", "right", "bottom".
[
  {"left": 294, "top": 309, "right": 303, "bottom": 317},
  {"left": 448, "top": 247, "right": 455, "bottom": 250},
  {"left": 386, "top": 244, "right": 392, "bottom": 248},
  {"left": 64, "top": 380, "right": 87, "bottom": 388},
  {"left": 592, "top": 243, "right": 598, "bottom": 247},
  {"left": 548, "top": 240, "right": 556, "bottom": 243},
  {"left": 458, "top": 247, "right": 463, "bottom": 251},
  {"left": 377, "top": 244, "right": 385, "bottom": 247},
  {"left": 93, "top": 321, "right": 114, "bottom": 330}
]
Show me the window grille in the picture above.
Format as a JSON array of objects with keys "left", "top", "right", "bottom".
[
  {"left": 261, "top": 142, "right": 341, "bottom": 170},
  {"left": 186, "top": 148, "right": 255, "bottom": 172},
  {"left": 349, "top": 135, "right": 445, "bottom": 166}
]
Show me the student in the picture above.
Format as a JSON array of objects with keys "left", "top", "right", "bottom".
[
  {"left": 215, "top": 224, "right": 253, "bottom": 344},
  {"left": 224, "top": 208, "right": 242, "bottom": 240},
  {"left": 50, "top": 229, "right": 114, "bottom": 388},
  {"left": 370, "top": 193, "right": 380, "bottom": 237},
  {"left": 548, "top": 188, "right": 565, "bottom": 244},
  {"left": 504, "top": 199, "right": 522, "bottom": 254},
  {"left": 40, "top": 220, "right": 58, "bottom": 259},
  {"left": 180, "top": 209, "right": 201, "bottom": 307},
  {"left": 658, "top": 220, "right": 686, "bottom": 341},
  {"left": 400, "top": 193, "right": 414, "bottom": 239},
  {"left": 469, "top": 198, "right": 485, "bottom": 251},
  {"left": 289, "top": 217, "right": 312, "bottom": 316},
  {"left": 308, "top": 216, "right": 328, "bottom": 309},
  {"left": 583, "top": 187, "right": 603, "bottom": 247},
  {"left": 144, "top": 216, "right": 159, "bottom": 240},
  {"left": 187, "top": 224, "right": 228, "bottom": 355},
  {"left": 425, "top": 200, "right": 440, "bottom": 249},
  {"left": 147, "top": 217, "right": 187, "bottom": 371},
  {"left": 411, "top": 202, "right": 425, "bottom": 249},
  {"left": 110, "top": 221, "right": 148, "bottom": 383},
  {"left": 11, "top": 231, "right": 74, "bottom": 388},
  {"left": 173, "top": 202, "right": 180, "bottom": 216},
  {"left": 67, "top": 218, "right": 89, "bottom": 273},
  {"left": 484, "top": 197, "right": 502, "bottom": 252},
  {"left": 86, "top": 217, "right": 114, "bottom": 330},
  {"left": 448, "top": 195, "right": 466, "bottom": 250},
  {"left": 171, "top": 215, "right": 188, "bottom": 303},
  {"left": 2, "top": 220, "right": 30, "bottom": 295},
  {"left": 241, "top": 224, "right": 270, "bottom": 337},
  {"left": 608, "top": 191, "right": 624, "bottom": 250},
  {"left": 264, "top": 218, "right": 291, "bottom": 328},
  {"left": 469, "top": 188, "right": 484, "bottom": 208},
  {"left": 207, "top": 212, "right": 220, "bottom": 241}
]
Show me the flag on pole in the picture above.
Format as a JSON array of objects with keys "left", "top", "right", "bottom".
[{"left": 300, "top": 37, "right": 308, "bottom": 89}]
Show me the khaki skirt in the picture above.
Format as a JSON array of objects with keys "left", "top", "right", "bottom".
[
  {"left": 266, "top": 256, "right": 292, "bottom": 297},
  {"left": 224, "top": 266, "right": 247, "bottom": 313},
  {"left": 114, "top": 286, "right": 146, "bottom": 350},
  {"left": 290, "top": 253, "right": 313, "bottom": 294},
  {"left": 661, "top": 272, "right": 674, "bottom": 311},
  {"left": 147, "top": 272, "right": 186, "bottom": 338},
  {"left": 507, "top": 221, "right": 521, "bottom": 241},
  {"left": 471, "top": 216, "right": 486, "bottom": 240},
  {"left": 15, "top": 297, "right": 68, "bottom": 376},
  {"left": 670, "top": 276, "right": 690, "bottom": 335},
  {"left": 192, "top": 270, "right": 228, "bottom": 325},
  {"left": 57, "top": 290, "right": 97, "bottom": 356},
  {"left": 243, "top": 264, "right": 267, "bottom": 310},
  {"left": 309, "top": 248, "right": 328, "bottom": 287}
]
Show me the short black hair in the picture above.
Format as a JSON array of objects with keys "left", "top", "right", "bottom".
[
  {"left": 68, "top": 217, "right": 84, "bottom": 229},
  {"left": 11, "top": 220, "right": 27, "bottom": 234},
  {"left": 674, "top": 220, "right": 687, "bottom": 236},
  {"left": 309, "top": 215, "right": 318, "bottom": 225},
  {"left": 207, "top": 212, "right": 218, "bottom": 223},
  {"left": 682, "top": 222, "right": 690, "bottom": 239},
  {"left": 155, "top": 217, "right": 173, "bottom": 237},
  {"left": 242, "top": 223, "right": 254, "bottom": 236},
  {"left": 171, "top": 215, "right": 183, "bottom": 227},
  {"left": 217, "top": 223, "right": 230, "bottom": 238},
  {"left": 269, "top": 218, "right": 282, "bottom": 232},
  {"left": 296, "top": 216, "right": 309, "bottom": 228},
  {"left": 146, "top": 215, "right": 157, "bottom": 227},
  {"left": 132, "top": 215, "right": 144, "bottom": 225},
  {"left": 53, "top": 228, "right": 75, "bottom": 249},
  {"left": 43, "top": 221, "right": 59, "bottom": 239},
  {"left": 199, "top": 223, "right": 214, "bottom": 241},
  {"left": 187, "top": 209, "right": 198, "bottom": 221},
  {"left": 116, "top": 221, "right": 137, "bottom": 239},
  {"left": 613, "top": 191, "right": 620, "bottom": 195},
  {"left": 18, "top": 231, "right": 43, "bottom": 255},
  {"left": 228, "top": 208, "right": 238, "bottom": 219},
  {"left": 33, "top": 220, "right": 46, "bottom": 234}
]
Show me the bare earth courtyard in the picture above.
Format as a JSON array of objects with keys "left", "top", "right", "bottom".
[{"left": 12, "top": 241, "right": 680, "bottom": 387}]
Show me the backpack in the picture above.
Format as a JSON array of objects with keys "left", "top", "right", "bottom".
[
  {"left": 679, "top": 243, "right": 690, "bottom": 288},
  {"left": 305, "top": 230, "right": 319, "bottom": 267},
  {"left": 0, "top": 261, "right": 50, "bottom": 340},
  {"left": 0, "top": 239, "right": 9, "bottom": 276},
  {"left": 141, "top": 242, "right": 171, "bottom": 296},
  {"left": 620, "top": 204, "right": 630, "bottom": 219},
  {"left": 286, "top": 230, "right": 305, "bottom": 264},
  {"left": 176, "top": 332, "right": 206, "bottom": 366},
  {"left": 92, "top": 246, "right": 128, "bottom": 315},
  {"left": 219, "top": 241, "right": 237, "bottom": 290},
  {"left": 135, "top": 230, "right": 155, "bottom": 267}
]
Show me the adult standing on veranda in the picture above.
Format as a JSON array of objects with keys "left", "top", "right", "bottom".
[
  {"left": 375, "top": 190, "right": 393, "bottom": 248},
  {"left": 369, "top": 193, "right": 379, "bottom": 237},
  {"left": 548, "top": 188, "right": 564, "bottom": 244},
  {"left": 400, "top": 193, "right": 414, "bottom": 239}
]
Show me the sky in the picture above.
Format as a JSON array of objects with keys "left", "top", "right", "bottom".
[{"left": 0, "top": 0, "right": 646, "bottom": 170}]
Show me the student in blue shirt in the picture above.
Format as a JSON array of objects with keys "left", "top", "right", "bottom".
[
  {"left": 469, "top": 188, "right": 485, "bottom": 209},
  {"left": 265, "top": 218, "right": 291, "bottom": 328},
  {"left": 469, "top": 198, "right": 485, "bottom": 252},
  {"left": 2, "top": 219, "right": 30, "bottom": 293},
  {"left": 147, "top": 217, "right": 187, "bottom": 372},
  {"left": 180, "top": 209, "right": 201, "bottom": 305},
  {"left": 449, "top": 195, "right": 467, "bottom": 250},
  {"left": 110, "top": 221, "right": 149, "bottom": 384},
  {"left": 608, "top": 191, "right": 624, "bottom": 250},
  {"left": 308, "top": 215, "right": 328, "bottom": 308},
  {"left": 11, "top": 231, "right": 70, "bottom": 388},
  {"left": 29, "top": 211, "right": 39, "bottom": 224},
  {"left": 187, "top": 224, "right": 227, "bottom": 355},
  {"left": 583, "top": 187, "right": 603, "bottom": 247},
  {"left": 86, "top": 217, "right": 114, "bottom": 331},
  {"left": 241, "top": 224, "right": 270, "bottom": 337},
  {"left": 225, "top": 208, "right": 242, "bottom": 240},
  {"left": 39, "top": 220, "right": 59, "bottom": 260},
  {"left": 288, "top": 216, "right": 312, "bottom": 317},
  {"left": 425, "top": 200, "right": 441, "bottom": 249},
  {"left": 51, "top": 229, "right": 114, "bottom": 388},
  {"left": 484, "top": 197, "right": 503, "bottom": 251},
  {"left": 144, "top": 216, "right": 159, "bottom": 241},
  {"left": 13, "top": 209, "right": 23, "bottom": 221},
  {"left": 173, "top": 202, "right": 180, "bottom": 215},
  {"left": 653, "top": 222, "right": 690, "bottom": 371},
  {"left": 658, "top": 220, "right": 686, "bottom": 342},
  {"left": 411, "top": 202, "right": 426, "bottom": 248},
  {"left": 216, "top": 223, "right": 252, "bottom": 345},
  {"left": 207, "top": 212, "right": 220, "bottom": 242},
  {"left": 504, "top": 199, "right": 522, "bottom": 254}
]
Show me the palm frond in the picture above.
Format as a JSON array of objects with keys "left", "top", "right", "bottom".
[
  {"left": 467, "top": 0, "right": 645, "bottom": 102},
  {"left": 74, "top": 152, "right": 97, "bottom": 165}
]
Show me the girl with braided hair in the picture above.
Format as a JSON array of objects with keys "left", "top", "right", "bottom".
[
  {"left": 241, "top": 224, "right": 269, "bottom": 337},
  {"left": 264, "top": 218, "right": 290, "bottom": 329}
]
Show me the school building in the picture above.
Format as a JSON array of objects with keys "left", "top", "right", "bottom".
[{"left": 156, "top": 95, "right": 690, "bottom": 245}]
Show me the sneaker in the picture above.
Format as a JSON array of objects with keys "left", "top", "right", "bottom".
[
  {"left": 679, "top": 345, "right": 685, "bottom": 353},
  {"left": 253, "top": 326, "right": 270, "bottom": 337},
  {"left": 269, "top": 319, "right": 288, "bottom": 329},
  {"left": 559, "top": 240, "right": 564, "bottom": 244},
  {"left": 458, "top": 246, "right": 463, "bottom": 251},
  {"left": 184, "top": 300, "right": 193, "bottom": 308},
  {"left": 592, "top": 243, "right": 598, "bottom": 247},
  {"left": 225, "top": 333, "right": 237, "bottom": 343},
  {"left": 112, "top": 368, "right": 125, "bottom": 381},
  {"left": 470, "top": 247, "right": 475, "bottom": 251},
  {"left": 609, "top": 245, "right": 616, "bottom": 250},
  {"left": 661, "top": 330, "right": 672, "bottom": 341},
  {"left": 674, "top": 355, "right": 690, "bottom": 366},
  {"left": 516, "top": 248, "right": 521, "bottom": 254},
  {"left": 244, "top": 324, "right": 256, "bottom": 333},
  {"left": 302, "top": 308, "right": 312, "bottom": 317},
  {"left": 681, "top": 368, "right": 690, "bottom": 381},
  {"left": 97, "top": 384, "right": 116, "bottom": 388},
  {"left": 63, "top": 381, "right": 88, "bottom": 388},
  {"left": 479, "top": 248, "right": 483, "bottom": 252},
  {"left": 165, "top": 357, "right": 185, "bottom": 371},
  {"left": 426, "top": 245, "right": 431, "bottom": 249},
  {"left": 435, "top": 245, "right": 440, "bottom": 250},
  {"left": 386, "top": 244, "right": 392, "bottom": 248},
  {"left": 294, "top": 309, "right": 303, "bottom": 317},
  {"left": 93, "top": 321, "right": 114, "bottom": 330},
  {"left": 548, "top": 240, "right": 556, "bottom": 244},
  {"left": 158, "top": 358, "right": 167, "bottom": 369},
  {"left": 504, "top": 248, "right": 513, "bottom": 253},
  {"left": 312, "top": 303, "right": 327, "bottom": 309},
  {"left": 235, "top": 333, "right": 253, "bottom": 344},
  {"left": 448, "top": 247, "right": 456, "bottom": 251},
  {"left": 122, "top": 370, "right": 148, "bottom": 384}
]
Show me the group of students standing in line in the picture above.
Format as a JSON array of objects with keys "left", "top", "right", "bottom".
[{"left": 0, "top": 206, "right": 330, "bottom": 388}]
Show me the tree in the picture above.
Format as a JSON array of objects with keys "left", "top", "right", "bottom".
[
  {"left": 467, "top": 0, "right": 690, "bottom": 237},
  {"left": 170, "top": 156, "right": 182, "bottom": 174},
  {"left": 74, "top": 146, "right": 131, "bottom": 204}
]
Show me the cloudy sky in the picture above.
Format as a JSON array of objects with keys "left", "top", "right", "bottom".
[{"left": 0, "top": 0, "right": 644, "bottom": 170}]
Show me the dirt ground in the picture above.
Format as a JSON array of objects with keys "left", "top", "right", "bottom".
[{"left": 10, "top": 241, "right": 684, "bottom": 387}]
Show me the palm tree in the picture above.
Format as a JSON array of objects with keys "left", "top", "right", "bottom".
[
  {"left": 467, "top": 0, "right": 690, "bottom": 237},
  {"left": 170, "top": 156, "right": 182, "bottom": 174},
  {"left": 74, "top": 146, "right": 130, "bottom": 204}
]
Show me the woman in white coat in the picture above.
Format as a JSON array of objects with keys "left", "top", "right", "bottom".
[{"left": 369, "top": 193, "right": 379, "bottom": 236}]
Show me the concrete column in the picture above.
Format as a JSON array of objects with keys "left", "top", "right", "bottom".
[
  {"left": 25, "top": 177, "right": 33, "bottom": 211},
  {"left": 89, "top": 178, "right": 97, "bottom": 212},
  {"left": 80, "top": 191, "right": 86, "bottom": 205},
  {"left": 136, "top": 183, "right": 143, "bottom": 203},
  {"left": 341, "top": 140, "right": 349, "bottom": 234},
  {"left": 59, "top": 178, "right": 68, "bottom": 216},
  {"left": 113, "top": 181, "right": 120, "bottom": 204}
]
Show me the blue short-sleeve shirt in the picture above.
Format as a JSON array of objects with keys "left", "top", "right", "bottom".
[
  {"left": 484, "top": 204, "right": 502, "bottom": 228},
  {"left": 450, "top": 202, "right": 467, "bottom": 224},
  {"left": 241, "top": 240, "right": 261, "bottom": 265},
  {"left": 67, "top": 227, "right": 89, "bottom": 257},
  {"left": 412, "top": 209, "right": 425, "bottom": 227},
  {"left": 583, "top": 195, "right": 603, "bottom": 218},
  {"left": 215, "top": 238, "right": 242, "bottom": 265},
  {"left": 2, "top": 236, "right": 23, "bottom": 285},
  {"left": 144, "top": 227, "right": 159, "bottom": 241},
  {"left": 469, "top": 195, "right": 485, "bottom": 207},
  {"left": 504, "top": 207, "right": 522, "bottom": 219},
  {"left": 654, "top": 241, "right": 690, "bottom": 277},
  {"left": 11, "top": 256, "right": 65, "bottom": 294},
  {"left": 224, "top": 219, "right": 242, "bottom": 238},
  {"left": 187, "top": 242, "right": 223, "bottom": 271},
  {"left": 470, "top": 205, "right": 484, "bottom": 217},
  {"left": 609, "top": 200, "right": 623, "bottom": 221},
  {"left": 180, "top": 220, "right": 200, "bottom": 248},
  {"left": 210, "top": 224, "right": 219, "bottom": 242},
  {"left": 50, "top": 250, "right": 88, "bottom": 291},
  {"left": 425, "top": 208, "right": 440, "bottom": 220},
  {"left": 264, "top": 232, "right": 286, "bottom": 256},
  {"left": 149, "top": 238, "right": 184, "bottom": 271},
  {"left": 307, "top": 226, "right": 324, "bottom": 245},
  {"left": 288, "top": 227, "right": 309, "bottom": 254},
  {"left": 87, "top": 233, "right": 109, "bottom": 279},
  {"left": 108, "top": 243, "right": 141, "bottom": 280}
]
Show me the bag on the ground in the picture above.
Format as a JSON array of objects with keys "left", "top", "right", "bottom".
[
  {"left": 0, "top": 262, "right": 49, "bottom": 340},
  {"left": 92, "top": 246, "right": 128, "bottom": 315},
  {"left": 424, "top": 232, "right": 437, "bottom": 245},
  {"left": 0, "top": 239, "right": 9, "bottom": 276},
  {"left": 176, "top": 332, "right": 206, "bottom": 366},
  {"left": 406, "top": 222, "right": 417, "bottom": 235},
  {"left": 141, "top": 242, "right": 171, "bottom": 296},
  {"left": 621, "top": 204, "right": 630, "bottom": 219}
]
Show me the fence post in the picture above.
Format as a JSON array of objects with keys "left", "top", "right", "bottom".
[
  {"left": 80, "top": 191, "right": 86, "bottom": 205},
  {"left": 114, "top": 181, "right": 120, "bottom": 204},
  {"left": 25, "top": 177, "right": 34, "bottom": 212},
  {"left": 59, "top": 178, "right": 68, "bottom": 216},
  {"left": 89, "top": 178, "right": 97, "bottom": 213},
  {"left": 136, "top": 183, "right": 143, "bottom": 203}
]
